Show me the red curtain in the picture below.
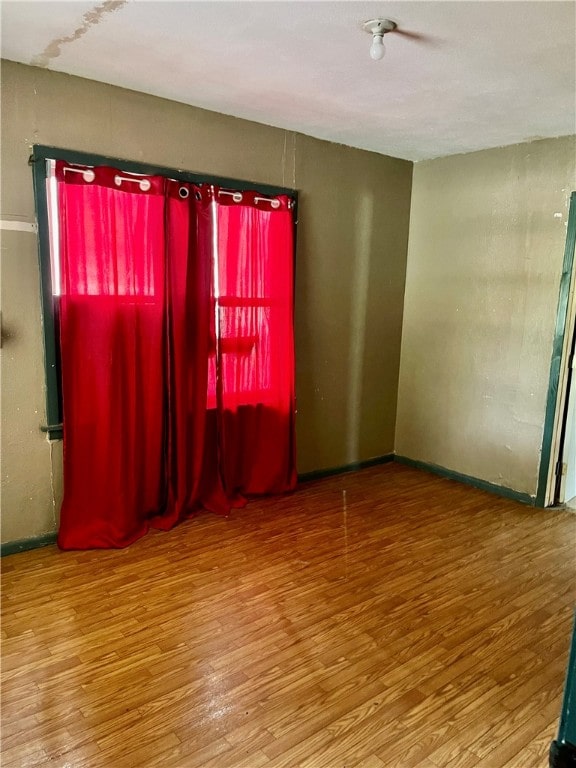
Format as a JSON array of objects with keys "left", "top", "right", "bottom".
[
  {"left": 55, "top": 164, "right": 296, "bottom": 549},
  {"left": 216, "top": 192, "right": 297, "bottom": 494},
  {"left": 57, "top": 166, "right": 166, "bottom": 548}
]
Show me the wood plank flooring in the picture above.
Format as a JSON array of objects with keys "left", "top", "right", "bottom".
[{"left": 1, "top": 463, "right": 575, "bottom": 767}]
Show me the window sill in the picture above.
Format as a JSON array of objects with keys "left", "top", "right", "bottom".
[{"left": 41, "top": 424, "right": 63, "bottom": 440}]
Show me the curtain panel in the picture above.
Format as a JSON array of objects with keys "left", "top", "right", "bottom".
[{"left": 55, "top": 163, "right": 296, "bottom": 550}]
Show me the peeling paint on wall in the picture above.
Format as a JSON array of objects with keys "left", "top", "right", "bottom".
[{"left": 31, "top": 1, "right": 127, "bottom": 68}]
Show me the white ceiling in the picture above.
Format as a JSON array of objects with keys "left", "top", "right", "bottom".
[{"left": 1, "top": 0, "right": 575, "bottom": 161}]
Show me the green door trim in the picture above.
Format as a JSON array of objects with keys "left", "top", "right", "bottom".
[
  {"left": 536, "top": 191, "right": 576, "bottom": 507},
  {"left": 549, "top": 612, "right": 576, "bottom": 764}
]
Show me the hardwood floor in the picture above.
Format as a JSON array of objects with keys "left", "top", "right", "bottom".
[{"left": 1, "top": 463, "right": 574, "bottom": 767}]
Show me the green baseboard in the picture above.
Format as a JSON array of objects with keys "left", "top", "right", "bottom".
[
  {"left": 1, "top": 532, "right": 57, "bottom": 557},
  {"left": 394, "top": 455, "right": 537, "bottom": 506},
  {"left": 0, "top": 455, "right": 541, "bottom": 556},
  {"left": 298, "top": 453, "right": 394, "bottom": 483}
]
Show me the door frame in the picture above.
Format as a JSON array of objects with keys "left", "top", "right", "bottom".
[{"left": 537, "top": 191, "right": 576, "bottom": 507}]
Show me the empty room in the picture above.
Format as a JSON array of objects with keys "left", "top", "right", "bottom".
[{"left": 1, "top": 1, "right": 575, "bottom": 767}]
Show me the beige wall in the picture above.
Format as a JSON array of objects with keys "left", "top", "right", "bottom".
[
  {"left": 0, "top": 61, "right": 412, "bottom": 542},
  {"left": 396, "top": 136, "right": 576, "bottom": 496}
]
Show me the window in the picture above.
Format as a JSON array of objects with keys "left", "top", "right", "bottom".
[{"left": 32, "top": 146, "right": 297, "bottom": 440}]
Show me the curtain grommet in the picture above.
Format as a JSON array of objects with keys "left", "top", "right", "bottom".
[{"left": 179, "top": 187, "right": 190, "bottom": 199}]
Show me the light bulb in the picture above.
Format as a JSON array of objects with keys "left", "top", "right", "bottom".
[{"left": 370, "top": 34, "right": 385, "bottom": 60}]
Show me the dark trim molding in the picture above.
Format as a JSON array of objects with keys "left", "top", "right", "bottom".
[
  {"left": 537, "top": 191, "right": 576, "bottom": 506},
  {"left": 555, "top": 613, "right": 576, "bottom": 749},
  {"left": 32, "top": 152, "right": 62, "bottom": 431},
  {"left": 1, "top": 532, "right": 57, "bottom": 557},
  {"left": 1, "top": 454, "right": 549, "bottom": 555},
  {"left": 549, "top": 741, "right": 576, "bottom": 768},
  {"left": 298, "top": 454, "right": 394, "bottom": 483},
  {"left": 394, "top": 455, "right": 536, "bottom": 506}
]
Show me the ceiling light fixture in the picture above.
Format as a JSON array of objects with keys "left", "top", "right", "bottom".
[{"left": 363, "top": 18, "right": 397, "bottom": 60}]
